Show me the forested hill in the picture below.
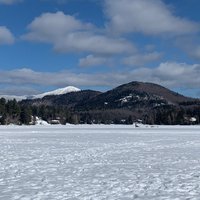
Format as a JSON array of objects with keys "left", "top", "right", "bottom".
[{"left": 0, "top": 81, "right": 200, "bottom": 125}]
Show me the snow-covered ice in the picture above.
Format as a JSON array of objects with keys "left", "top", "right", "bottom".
[{"left": 0, "top": 125, "right": 200, "bottom": 200}]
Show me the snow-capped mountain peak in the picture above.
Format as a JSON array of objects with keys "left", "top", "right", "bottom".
[
  {"left": 0, "top": 86, "right": 81, "bottom": 101},
  {"left": 0, "top": 95, "right": 27, "bottom": 101},
  {"left": 32, "top": 86, "right": 81, "bottom": 99}
]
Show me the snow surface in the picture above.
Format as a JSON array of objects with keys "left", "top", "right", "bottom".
[
  {"left": 0, "top": 125, "right": 200, "bottom": 199},
  {"left": 34, "top": 117, "right": 50, "bottom": 126}
]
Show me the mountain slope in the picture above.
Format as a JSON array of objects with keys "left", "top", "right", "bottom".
[
  {"left": 19, "top": 81, "right": 200, "bottom": 125},
  {"left": 22, "top": 81, "right": 197, "bottom": 111},
  {"left": 30, "top": 86, "right": 81, "bottom": 99},
  {"left": 23, "top": 90, "right": 102, "bottom": 108},
  {"left": 77, "top": 81, "right": 194, "bottom": 110},
  {"left": 0, "top": 86, "right": 81, "bottom": 101},
  {"left": 0, "top": 95, "right": 27, "bottom": 101},
  {"left": 114, "top": 82, "right": 192, "bottom": 103}
]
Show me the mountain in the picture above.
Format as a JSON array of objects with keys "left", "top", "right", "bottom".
[
  {"left": 78, "top": 81, "right": 194, "bottom": 110},
  {"left": 0, "top": 95, "right": 27, "bottom": 101},
  {"left": 4, "top": 82, "right": 192, "bottom": 105},
  {"left": 25, "top": 81, "right": 194, "bottom": 109},
  {"left": 29, "top": 86, "right": 81, "bottom": 99},
  {"left": 0, "top": 86, "right": 81, "bottom": 101},
  {"left": 2, "top": 81, "right": 200, "bottom": 125},
  {"left": 25, "top": 90, "right": 101, "bottom": 108},
  {"left": 21, "top": 81, "right": 200, "bottom": 124}
]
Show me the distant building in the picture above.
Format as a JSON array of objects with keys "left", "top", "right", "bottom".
[
  {"left": 184, "top": 116, "right": 197, "bottom": 124},
  {"left": 49, "top": 120, "right": 60, "bottom": 125},
  {"left": 189, "top": 117, "right": 197, "bottom": 123}
]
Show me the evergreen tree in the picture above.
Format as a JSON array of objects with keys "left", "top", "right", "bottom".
[
  {"left": 20, "top": 106, "right": 32, "bottom": 125},
  {"left": 0, "top": 114, "right": 6, "bottom": 125}
]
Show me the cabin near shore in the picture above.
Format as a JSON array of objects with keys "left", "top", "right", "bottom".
[{"left": 49, "top": 119, "right": 61, "bottom": 125}]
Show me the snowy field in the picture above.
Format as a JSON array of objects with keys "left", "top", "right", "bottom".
[{"left": 0, "top": 125, "right": 200, "bottom": 200}]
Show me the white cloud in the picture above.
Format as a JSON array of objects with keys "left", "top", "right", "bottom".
[
  {"left": 23, "top": 11, "right": 135, "bottom": 55},
  {"left": 0, "top": 68, "right": 111, "bottom": 87},
  {"left": 54, "top": 32, "right": 134, "bottom": 54},
  {"left": 0, "top": 26, "right": 15, "bottom": 44},
  {"left": 24, "top": 12, "right": 91, "bottom": 42},
  {"left": 1, "top": 62, "right": 200, "bottom": 95},
  {"left": 123, "top": 52, "right": 162, "bottom": 66},
  {"left": 0, "top": 0, "right": 22, "bottom": 5},
  {"left": 153, "top": 62, "right": 200, "bottom": 88},
  {"left": 79, "top": 55, "right": 112, "bottom": 67},
  {"left": 105, "top": 0, "right": 199, "bottom": 35},
  {"left": 0, "top": 86, "right": 39, "bottom": 96}
]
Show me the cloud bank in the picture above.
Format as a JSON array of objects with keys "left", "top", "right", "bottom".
[
  {"left": 23, "top": 11, "right": 135, "bottom": 55},
  {"left": 0, "top": 0, "right": 22, "bottom": 5},
  {"left": 105, "top": 0, "right": 199, "bottom": 35},
  {"left": 0, "top": 26, "right": 15, "bottom": 44},
  {"left": 1, "top": 62, "right": 200, "bottom": 95}
]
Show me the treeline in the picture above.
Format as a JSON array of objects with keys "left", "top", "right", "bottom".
[
  {"left": 143, "top": 105, "right": 200, "bottom": 125},
  {"left": 0, "top": 98, "right": 200, "bottom": 125},
  {"left": 0, "top": 98, "right": 21, "bottom": 125},
  {"left": 0, "top": 98, "right": 78, "bottom": 125},
  {"left": 78, "top": 106, "right": 200, "bottom": 125}
]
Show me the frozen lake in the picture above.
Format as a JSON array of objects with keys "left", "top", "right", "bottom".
[{"left": 0, "top": 125, "right": 200, "bottom": 200}]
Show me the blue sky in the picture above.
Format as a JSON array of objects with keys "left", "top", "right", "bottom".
[{"left": 0, "top": 0, "right": 200, "bottom": 97}]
